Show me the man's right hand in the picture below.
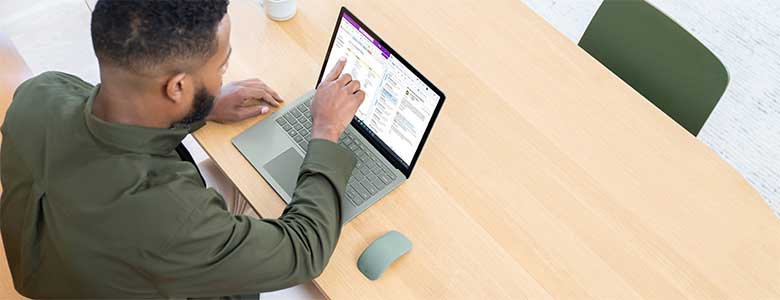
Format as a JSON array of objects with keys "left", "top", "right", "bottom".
[{"left": 310, "top": 57, "right": 366, "bottom": 143}]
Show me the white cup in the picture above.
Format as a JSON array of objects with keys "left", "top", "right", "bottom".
[{"left": 260, "top": 0, "right": 297, "bottom": 22}]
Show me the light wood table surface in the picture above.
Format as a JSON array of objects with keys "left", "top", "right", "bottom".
[{"left": 193, "top": 0, "right": 780, "bottom": 298}]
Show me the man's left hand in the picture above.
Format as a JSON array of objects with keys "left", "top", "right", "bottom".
[{"left": 207, "top": 79, "right": 284, "bottom": 123}]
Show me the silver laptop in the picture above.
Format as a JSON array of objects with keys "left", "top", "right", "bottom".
[{"left": 233, "top": 7, "right": 446, "bottom": 223}]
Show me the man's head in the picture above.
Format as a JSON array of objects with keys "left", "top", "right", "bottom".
[{"left": 91, "top": 0, "right": 231, "bottom": 127}]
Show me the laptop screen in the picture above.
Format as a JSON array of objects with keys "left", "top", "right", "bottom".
[{"left": 317, "top": 8, "right": 445, "bottom": 177}]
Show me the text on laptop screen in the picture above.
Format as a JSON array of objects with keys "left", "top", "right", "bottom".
[{"left": 322, "top": 14, "right": 441, "bottom": 167}]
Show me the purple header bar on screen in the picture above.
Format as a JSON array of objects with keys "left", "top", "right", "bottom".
[{"left": 343, "top": 14, "right": 391, "bottom": 59}]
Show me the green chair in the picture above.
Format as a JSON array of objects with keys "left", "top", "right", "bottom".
[{"left": 579, "top": 0, "right": 729, "bottom": 135}]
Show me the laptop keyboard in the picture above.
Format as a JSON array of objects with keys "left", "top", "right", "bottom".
[{"left": 275, "top": 98, "right": 398, "bottom": 206}]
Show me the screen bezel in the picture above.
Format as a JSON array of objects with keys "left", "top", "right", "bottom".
[{"left": 316, "top": 7, "right": 446, "bottom": 178}]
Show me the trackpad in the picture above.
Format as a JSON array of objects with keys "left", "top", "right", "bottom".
[{"left": 264, "top": 148, "right": 304, "bottom": 197}]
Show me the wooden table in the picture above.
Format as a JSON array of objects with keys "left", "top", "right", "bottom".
[{"left": 194, "top": 0, "right": 780, "bottom": 298}]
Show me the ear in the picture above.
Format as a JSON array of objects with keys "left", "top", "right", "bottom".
[{"left": 164, "top": 72, "right": 188, "bottom": 103}]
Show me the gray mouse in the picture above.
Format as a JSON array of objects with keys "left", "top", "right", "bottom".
[{"left": 357, "top": 230, "right": 413, "bottom": 280}]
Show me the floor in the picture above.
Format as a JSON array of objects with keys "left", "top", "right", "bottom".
[{"left": 521, "top": 0, "right": 780, "bottom": 217}]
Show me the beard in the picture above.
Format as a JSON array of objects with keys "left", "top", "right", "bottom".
[{"left": 172, "top": 85, "right": 216, "bottom": 128}]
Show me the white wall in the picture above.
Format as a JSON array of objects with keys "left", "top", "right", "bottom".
[{"left": 522, "top": 0, "right": 780, "bottom": 217}]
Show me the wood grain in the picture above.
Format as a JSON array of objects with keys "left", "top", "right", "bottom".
[
  {"left": 522, "top": 0, "right": 780, "bottom": 218},
  {"left": 192, "top": 0, "right": 780, "bottom": 299}
]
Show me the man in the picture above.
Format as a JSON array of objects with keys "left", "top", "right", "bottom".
[{"left": 0, "top": 0, "right": 364, "bottom": 298}]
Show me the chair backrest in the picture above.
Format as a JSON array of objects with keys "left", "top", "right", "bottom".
[
  {"left": 579, "top": 0, "right": 728, "bottom": 135},
  {"left": 0, "top": 32, "right": 31, "bottom": 299}
]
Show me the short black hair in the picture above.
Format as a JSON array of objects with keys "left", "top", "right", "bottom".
[{"left": 91, "top": 0, "right": 229, "bottom": 75}]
